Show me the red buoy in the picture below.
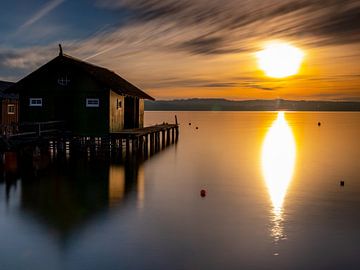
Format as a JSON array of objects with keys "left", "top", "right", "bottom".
[{"left": 200, "top": 189, "right": 206, "bottom": 197}]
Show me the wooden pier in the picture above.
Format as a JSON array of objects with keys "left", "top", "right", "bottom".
[{"left": 0, "top": 121, "right": 179, "bottom": 160}]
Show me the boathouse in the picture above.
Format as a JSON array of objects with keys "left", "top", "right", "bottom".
[
  {"left": 6, "top": 46, "right": 154, "bottom": 136},
  {"left": 0, "top": 81, "right": 18, "bottom": 127}
]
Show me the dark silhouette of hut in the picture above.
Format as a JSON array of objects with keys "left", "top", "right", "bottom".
[
  {"left": 0, "top": 80, "right": 18, "bottom": 127},
  {"left": 6, "top": 45, "right": 154, "bottom": 136}
]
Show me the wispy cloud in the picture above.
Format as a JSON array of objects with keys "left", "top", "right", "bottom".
[
  {"left": 19, "top": 0, "right": 65, "bottom": 30},
  {"left": 2, "top": 0, "right": 360, "bottom": 100}
]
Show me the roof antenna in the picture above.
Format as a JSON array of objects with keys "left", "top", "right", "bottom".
[{"left": 59, "top": 44, "right": 63, "bottom": 56}]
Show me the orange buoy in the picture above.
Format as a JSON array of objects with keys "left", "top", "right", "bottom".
[
  {"left": 196, "top": 127, "right": 199, "bottom": 130},
  {"left": 200, "top": 189, "right": 206, "bottom": 197},
  {"left": 318, "top": 122, "right": 321, "bottom": 126},
  {"left": 189, "top": 123, "right": 191, "bottom": 125}
]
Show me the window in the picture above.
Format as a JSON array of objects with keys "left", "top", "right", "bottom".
[
  {"left": 7, "top": 104, "right": 15, "bottom": 114},
  {"left": 57, "top": 76, "right": 70, "bottom": 86},
  {"left": 86, "top": 98, "right": 99, "bottom": 107},
  {"left": 29, "top": 98, "right": 42, "bottom": 107},
  {"left": 116, "top": 99, "right": 122, "bottom": 109}
]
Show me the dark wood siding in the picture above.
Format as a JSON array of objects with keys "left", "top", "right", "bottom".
[
  {"left": 109, "top": 90, "right": 124, "bottom": 133},
  {"left": 18, "top": 62, "right": 108, "bottom": 135},
  {"left": 139, "top": 99, "right": 144, "bottom": 128},
  {"left": 124, "top": 96, "right": 139, "bottom": 129},
  {"left": 1, "top": 99, "right": 18, "bottom": 125}
]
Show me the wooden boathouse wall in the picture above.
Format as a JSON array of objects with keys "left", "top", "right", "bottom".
[{"left": 6, "top": 48, "right": 155, "bottom": 137}]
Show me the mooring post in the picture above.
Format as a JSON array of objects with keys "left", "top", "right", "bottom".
[
  {"left": 175, "top": 126, "right": 179, "bottom": 141},
  {"left": 171, "top": 128, "right": 175, "bottom": 143}
]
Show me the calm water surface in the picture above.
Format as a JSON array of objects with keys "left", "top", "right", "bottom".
[{"left": 1, "top": 111, "right": 360, "bottom": 270}]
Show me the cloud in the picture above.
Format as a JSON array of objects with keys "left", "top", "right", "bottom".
[
  {"left": 19, "top": 0, "right": 65, "bottom": 30},
  {"left": 2, "top": 0, "right": 360, "bottom": 100},
  {"left": 96, "top": 0, "right": 360, "bottom": 50},
  {"left": 0, "top": 47, "right": 54, "bottom": 70}
]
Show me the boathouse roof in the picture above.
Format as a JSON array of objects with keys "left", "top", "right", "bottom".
[
  {"left": 0, "top": 80, "right": 17, "bottom": 99},
  {"left": 6, "top": 52, "right": 155, "bottom": 101},
  {"left": 0, "top": 80, "right": 14, "bottom": 91}
]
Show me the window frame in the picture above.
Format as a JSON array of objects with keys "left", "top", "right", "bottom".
[
  {"left": 116, "top": 99, "right": 122, "bottom": 110},
  {"left": 86, "top": 98, "right": 100, "bottom": 108},
  {"left": 29, "top": 98, "right": 43, "bottom": 107},
  {"left": 7, "top": 104, "right": 15, "bottom": 114}
]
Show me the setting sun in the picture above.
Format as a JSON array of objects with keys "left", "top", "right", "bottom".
[{"left": 256, "top": 42, "right": 304, "bottom": 78}]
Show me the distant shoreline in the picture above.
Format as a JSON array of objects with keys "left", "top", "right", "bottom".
[{"left": 145, "top": 98, "right": 360, "bottom": 111}]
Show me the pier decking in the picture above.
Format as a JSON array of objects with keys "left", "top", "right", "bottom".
[
  {"left": 0, "top": 121, "right": 179, "bottom": 160},
  {"left": 111, "top": 124, "right": 179, "bottom": 157}
]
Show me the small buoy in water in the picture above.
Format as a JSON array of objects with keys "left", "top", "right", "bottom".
[
  {"left": 340, "top": 180, "right": 345, "bottom": 186},
  {"left": 318, "top": 122, "right": 321, "bottom": 127},
  {"left": 200, "top": 189, "right": 206, "bottom": 197},
  {"left": 189, "top": 122, "right": 191, "bottom": 125},
  {"left": 196, "top": 127, "right": 199, "bottom": 130}
]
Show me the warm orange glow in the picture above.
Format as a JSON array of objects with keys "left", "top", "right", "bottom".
[
  {"left": 256, "top": 42, "right": 304, "bottom": 78},
  {"left": 262, "top": 112, "right": 296, "bottom": 241}
]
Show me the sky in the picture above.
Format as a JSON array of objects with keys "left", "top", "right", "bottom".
[{"left": 1, "top": 0, "right": 360, "bottom": 101}]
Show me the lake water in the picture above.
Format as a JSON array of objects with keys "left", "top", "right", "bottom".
[{"left": 1, "top": 111, "right": 360, "bottom": 270}]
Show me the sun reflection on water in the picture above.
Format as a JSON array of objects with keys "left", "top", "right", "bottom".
[{"left": 261, "top": 112, "right": 296, "bottom": 243}]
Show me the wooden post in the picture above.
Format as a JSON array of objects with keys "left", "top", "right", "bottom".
[
  {"left": 144, "top": 134, "right": 148, "bottom": 158},
  {"left": 161, "top": 130, "right": 165, "bottom": 149},
  {"left": 150, "top": 133, "right": 155, "bottom": 155},
  {"left": 166, "top": 128, "right": 170, "bottom": 146},
  {"left": 171, "top": 128, "right": 175, "bottom": 143},
  {"left": 119, "top": 138, "right": 123, "bottom": 158},
  {"left": 132, "top": 138, "right": 138, "bottom": 154},
  {"left": 111, "top": 137, "right": 116, "bottom": 156},
  {"left": 156, "top": 132, "right": 160, "bottom": 151},
  {"left": 90, "top": 137, "right": 96, "bottom": 157},
  {"left": 126, "top": 138, "right": 130, "bottom": 158},
  {"left": 138, "top": 136, "right": 143, "bottom": 157}
]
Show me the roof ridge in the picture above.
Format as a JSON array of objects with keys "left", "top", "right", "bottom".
[{"left": 61, "top": 53, "right": 117, "bottom": 74}]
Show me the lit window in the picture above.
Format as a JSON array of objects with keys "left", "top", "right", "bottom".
[
  {"left": 7, "top": 104, "right": 15, "bottom": 114},
  {"left": 29, "top": 98, "right": 42, "bottom": 107},
  {"left": 86, "top": 98, "right": 99, "bottom": 107}
]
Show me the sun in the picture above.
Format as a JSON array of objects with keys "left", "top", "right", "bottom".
[{"left": 256, "top": 42, "right": 304, "bottom": 78}]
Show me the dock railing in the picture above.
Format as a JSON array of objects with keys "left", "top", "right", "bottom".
[{"left": 1, "top": 121, "right": 66, "bottom": 138}]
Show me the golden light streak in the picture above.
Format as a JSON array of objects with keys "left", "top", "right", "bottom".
[{"left": 261, "top": 112, "right": 296, "bottom": 242}]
